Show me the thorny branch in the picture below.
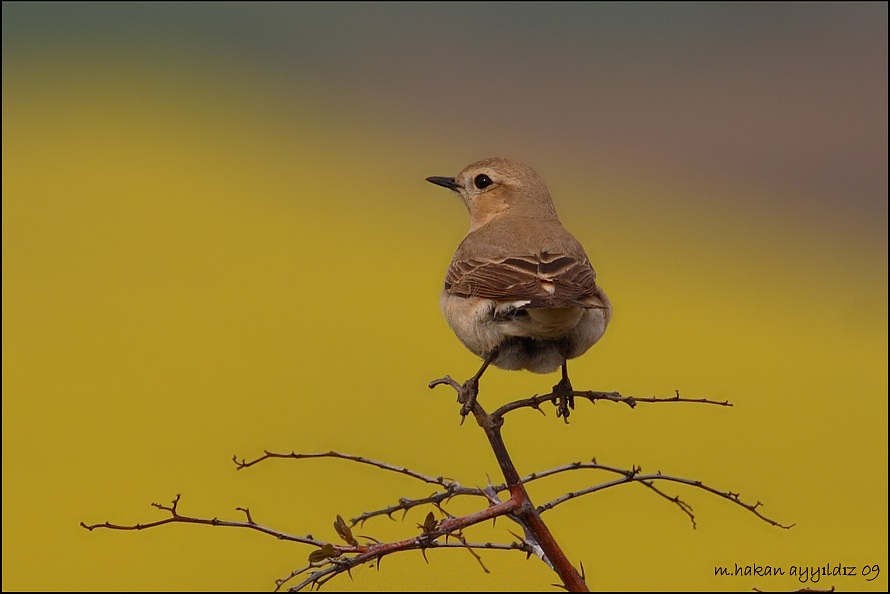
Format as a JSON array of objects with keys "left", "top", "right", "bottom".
[
  {"left": 80, "top": 494, "right": 327, "bottom": 547},
  {"left": 232, "top": 450, "right": 453, "bottom": 488},
  {"left": 530, "top": 462, "right": 794, "bottom": 530},
  {"left": 274, "top": 540, "right": 533, "bottom": 592},
  {"left": 492, "top": 388, "right": 732, "bottom": 420},
  {"left": 81, "top": 386, "right": 789, "bottom": 591}
]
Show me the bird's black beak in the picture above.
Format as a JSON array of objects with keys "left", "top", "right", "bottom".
[{"left": 425, "top": 176, "right": 461, "bottom": 191}]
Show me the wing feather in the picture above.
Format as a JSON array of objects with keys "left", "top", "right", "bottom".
[{"left": 445, "top": 250, "right": 607, "bottom": 309}]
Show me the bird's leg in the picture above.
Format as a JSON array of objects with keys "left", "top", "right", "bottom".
[
  {"left": 553, "top": 362, "right": 575, "bottom": 423},
  {"left": 457, "top": 347, "right": 499, "bottom": 420}
]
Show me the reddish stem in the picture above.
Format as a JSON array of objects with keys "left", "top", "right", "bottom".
[{"left": 470, "top": 405, "right": 588, "bottom": 591}]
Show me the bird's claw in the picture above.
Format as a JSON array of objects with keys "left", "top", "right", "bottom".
[
  {"left": 458, "top": 377, "right": 480, "bottom": 422},
  {"left": 553, "top": 376, "right": 575, "bottom": 423}
]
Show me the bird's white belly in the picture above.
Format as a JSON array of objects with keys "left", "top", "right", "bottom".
[{"left": 498, "top": 306, "right": 584, "bottom": 340}]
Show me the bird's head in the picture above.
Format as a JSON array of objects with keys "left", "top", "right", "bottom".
[{"left": 426, "top": 157, "right": 559, "bottom": 231}]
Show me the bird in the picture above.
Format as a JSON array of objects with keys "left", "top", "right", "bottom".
[{"left": 427, "top": 157, "right": 611, "bottom": 421}]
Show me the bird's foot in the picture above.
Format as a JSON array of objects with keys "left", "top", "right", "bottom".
[
  {"left": 552, "top": 375, "right": 575, "bottom": 423},
  {"left": 457, "top": 376, "right": 480, "bottom": 421},
  {"left": 428, "top": 374, "right": 480, "bottom": 423}
]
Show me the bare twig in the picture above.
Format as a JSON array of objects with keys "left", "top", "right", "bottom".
[
  {"left": 507, "top": 461, "right": 698, "bottom": 527},
  {"left": 233, "top": 450, "right": 453, "bottom": 488},
  {"left": 493, "top": 389, "right": 731, "bottom": 419},
  {"left": 232, "top": 449, "right": 499, "bottom": 527},
  {"left": 80, "top": 494, "right": 326, "bottom": 547},
  {"left": 349, "top": 487, "right": 491, "bottom": 526},
  {"left": 275, "top": 540, "right": 531, "bottom": 592},
  {"left": 536, "top": 467, "right": 794, "bottom": 530}
]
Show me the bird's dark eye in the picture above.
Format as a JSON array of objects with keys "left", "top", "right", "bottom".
[{"left": 473, "top": 174, "right": 493, "bottom": 189}]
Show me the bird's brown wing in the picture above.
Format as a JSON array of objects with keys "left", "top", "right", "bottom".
[{"left": 445, "top": 251, "right": 608, "bottom": 309}]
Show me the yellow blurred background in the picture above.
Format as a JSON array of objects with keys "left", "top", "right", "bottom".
[{"left": 3, "top": 3, "right": 886, "bottom": 591}]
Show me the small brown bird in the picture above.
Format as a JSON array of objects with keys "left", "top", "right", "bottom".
[{"left": 427, "top": 157, "right": 611, "bottom": 419}]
